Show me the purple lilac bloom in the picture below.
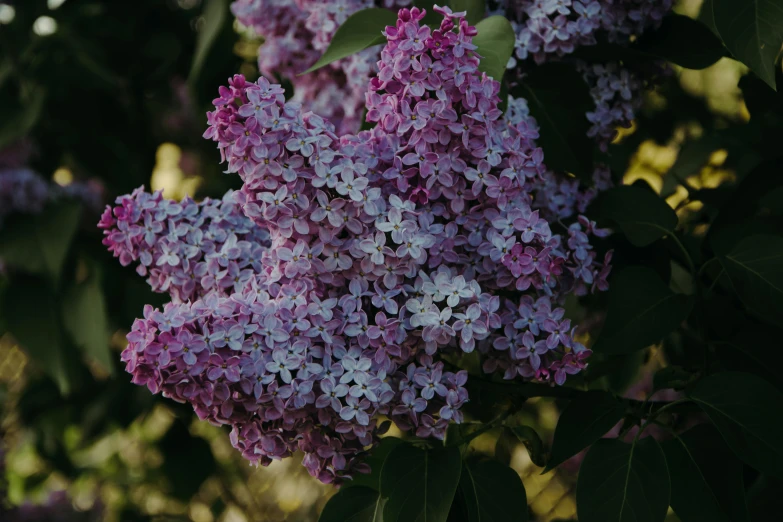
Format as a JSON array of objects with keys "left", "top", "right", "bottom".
[{"left": 113, "top": 6, "right": 613, "bottom": 486}]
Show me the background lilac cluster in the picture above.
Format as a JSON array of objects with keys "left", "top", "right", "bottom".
[
  {"left": 499, "top": 0, "right": 673, "bottom": 149},
  {"left": 231, "top": 0, "right": 412, "bottom": 135}
]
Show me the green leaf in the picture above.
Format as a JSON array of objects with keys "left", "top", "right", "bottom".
[
  {"left": 514, "top": 63, "right": 594, "bottom": 180},
  {"left": 593, "top": 266, "right": 694, "bottom": 354},
  {"left": 545, "top": 390, "right": 626, "bottom": 472},
  {"left": 715, "top": 326, "right": 783, "bottom": 391},
  {"left": 188, "top": 0, "right": 230, "bottom": 87},
  {"left": 0, "top": 87, "right": 46, "bottom": 149},
  {"left": 635, "top": 14, "right": 727, "bottom": 70},
  {"left": 0, "top": 202, "right": 81, "bottom": 282},
  {"left": 459, "top": 458, "right": 528, "bottom": 522},
  {"left": 320, "top": 486, "right": 384, "bottom": 522},
  {"left": 2, "top": 278, "right": 76, "bottom": 395},
  {"left": 718, "top": 234, "right": 783, "bottom": 328},
  {"left": 347, "top": 437, "right": 404, "bottom": 491},
  {"left": 712, "top": 0, "right": 783, "bottom": 89},
  {"left": 653, "top": 366, "right": 693, "bottom": 392},
  {"left": 688, "top": 372, "right": 783, "bottom": 478},
  {"left": 472, "top": 15, "right": 515, "bottom": 82},
  {"left": 381, "top": 443, "right": 462, "bottom": 522},
  {"left": 62, "top": 266, "right": 114, "bottom": 375},
  {"left": 662, "top": 425, "right": 750, "bottom": 522},
  {"left": 450, "top": 0, "right": 485, "bottom": 25},
  {"left": 576, "top": 438, "right": 670, "bottom": 522},
  {"left": 597, "top": 185, "right": 678, "bottom": 247},
  {"left": 303, "top": 9, "right": 396, "bottom": 74},
  {"left": 509, "top": 426, "right": 547, "bottom": 467}
]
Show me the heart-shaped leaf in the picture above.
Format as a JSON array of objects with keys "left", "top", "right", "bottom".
[
  {"left": 472, "top": 15, "right": 516, "bottom": 83},
  {"left": 577, "top": 438, "right": 670, "bottom": 522},
  {"left": 688, "top": 372, "right": 783, "bottom": 478},
  {"left": 545, "top": 390, "right": 626, "bottom": 472},
  {"left": 593, "top": 266, "right": 694, "bottom": 354},
  {"left": 319, "top": 486, "right": 384, "bottom": 522},
  {"left": 712, "top": 0, "right": 783, "bottom": 89},
  {"left": 662, "top": 424, "right": 750, "bottom": 522},
  {"left": 718, "top": 234, "right": 783, "bottom": 328},
  {"left": 381, "top": 443, "right": 462, "bottom": 522},
  {"left": 514, "top": 62, "right": 594, "bottom": 180},
  {"left": 303, "top": 8, "right": 397, "bottom": 74},
  {"left": 597, "top": 185, "right": 678, "bottom": 247},
  {"left": 459, "top": 458, "right": 528, "bottom": 522}
]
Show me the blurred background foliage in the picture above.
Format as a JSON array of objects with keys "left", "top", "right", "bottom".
[{"left": 0, "top": 0, "right": 780, "bottom": 521}]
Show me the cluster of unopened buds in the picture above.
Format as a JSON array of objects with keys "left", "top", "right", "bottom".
[{"left": 105, "top": 6, "right": 612, "bottom": 484}]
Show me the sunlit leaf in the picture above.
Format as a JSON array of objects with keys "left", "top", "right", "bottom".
[
  {"left": 303, "top": 9, "right": 396, "bottom": 74},
  {"left": 473, "top": 15, "right": 515, "bottom": 82},
  {"left": 188, "top": 0, "right": 230, "bottom": 86}
]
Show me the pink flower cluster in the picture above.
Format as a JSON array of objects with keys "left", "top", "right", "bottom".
[
  {"left": 231, "top": 0, "right": 412, "bottom": 134},
  {"left": 108, "top": 7, "right": 611, "bottom": 484},
  {"left": 99, "top": 188, "right": 270, "bottom": 303}
]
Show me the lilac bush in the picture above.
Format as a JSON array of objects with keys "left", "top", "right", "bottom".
[{"left": 104, "top": 6, "right": 612, "bottom": 484}]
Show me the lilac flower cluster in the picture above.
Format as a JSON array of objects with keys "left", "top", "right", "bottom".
[
  {"left": 502, "top": 0, "right": 673, "bottom": 64},
  {"left": 110, "top": 7, "right": 611, "bottom": 484},
  {"left": 580, "top": 61, "right": 642, "bottom": 150},
  {"left": 0, "top": 168, "right": 104, "bottom": 229},
  {"left": 499, "top": 1, "right": 672, "bottom": 151},
  {"left": 0, "top": 169, "right": 49, "bottom": 228},
  {"left": 231, "top": 0, "right": 411, "bottom": 134},
  {"left": 99, "top": 188, "right": 270, "bottom": 303}
]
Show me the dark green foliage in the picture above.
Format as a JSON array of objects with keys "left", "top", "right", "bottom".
[
  {"left": 662, "top": 425, "right": 750, "bottom": 522},
  {"left": 596, "top": 185, "right": 678, "bottom": 247},
  {"left": 380, "top": 443, "right": 462, "bottom": 522},
  {"left": 712, "top": 0, "right": 783, "bottom": 89},
  {"left": 513, "top": 63, "right": 594, "bottom": 180},
  {"left": 319, "top": 486, "right": 384, "bottom": 522},
  {"left": 458, "top": 458, "right": 528, "bottom": 522},
  {"left": 545, "top": 391, "right": 626, "bottom": 472},
  {"left": 593, "top": 266, "right": 694, "bottom": 354},
  {"left": 576, "top": 438, "right": 670, "bottom": 522},
  {"left": 688, "top": 372, "right": 783, "bottom": 479}
]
